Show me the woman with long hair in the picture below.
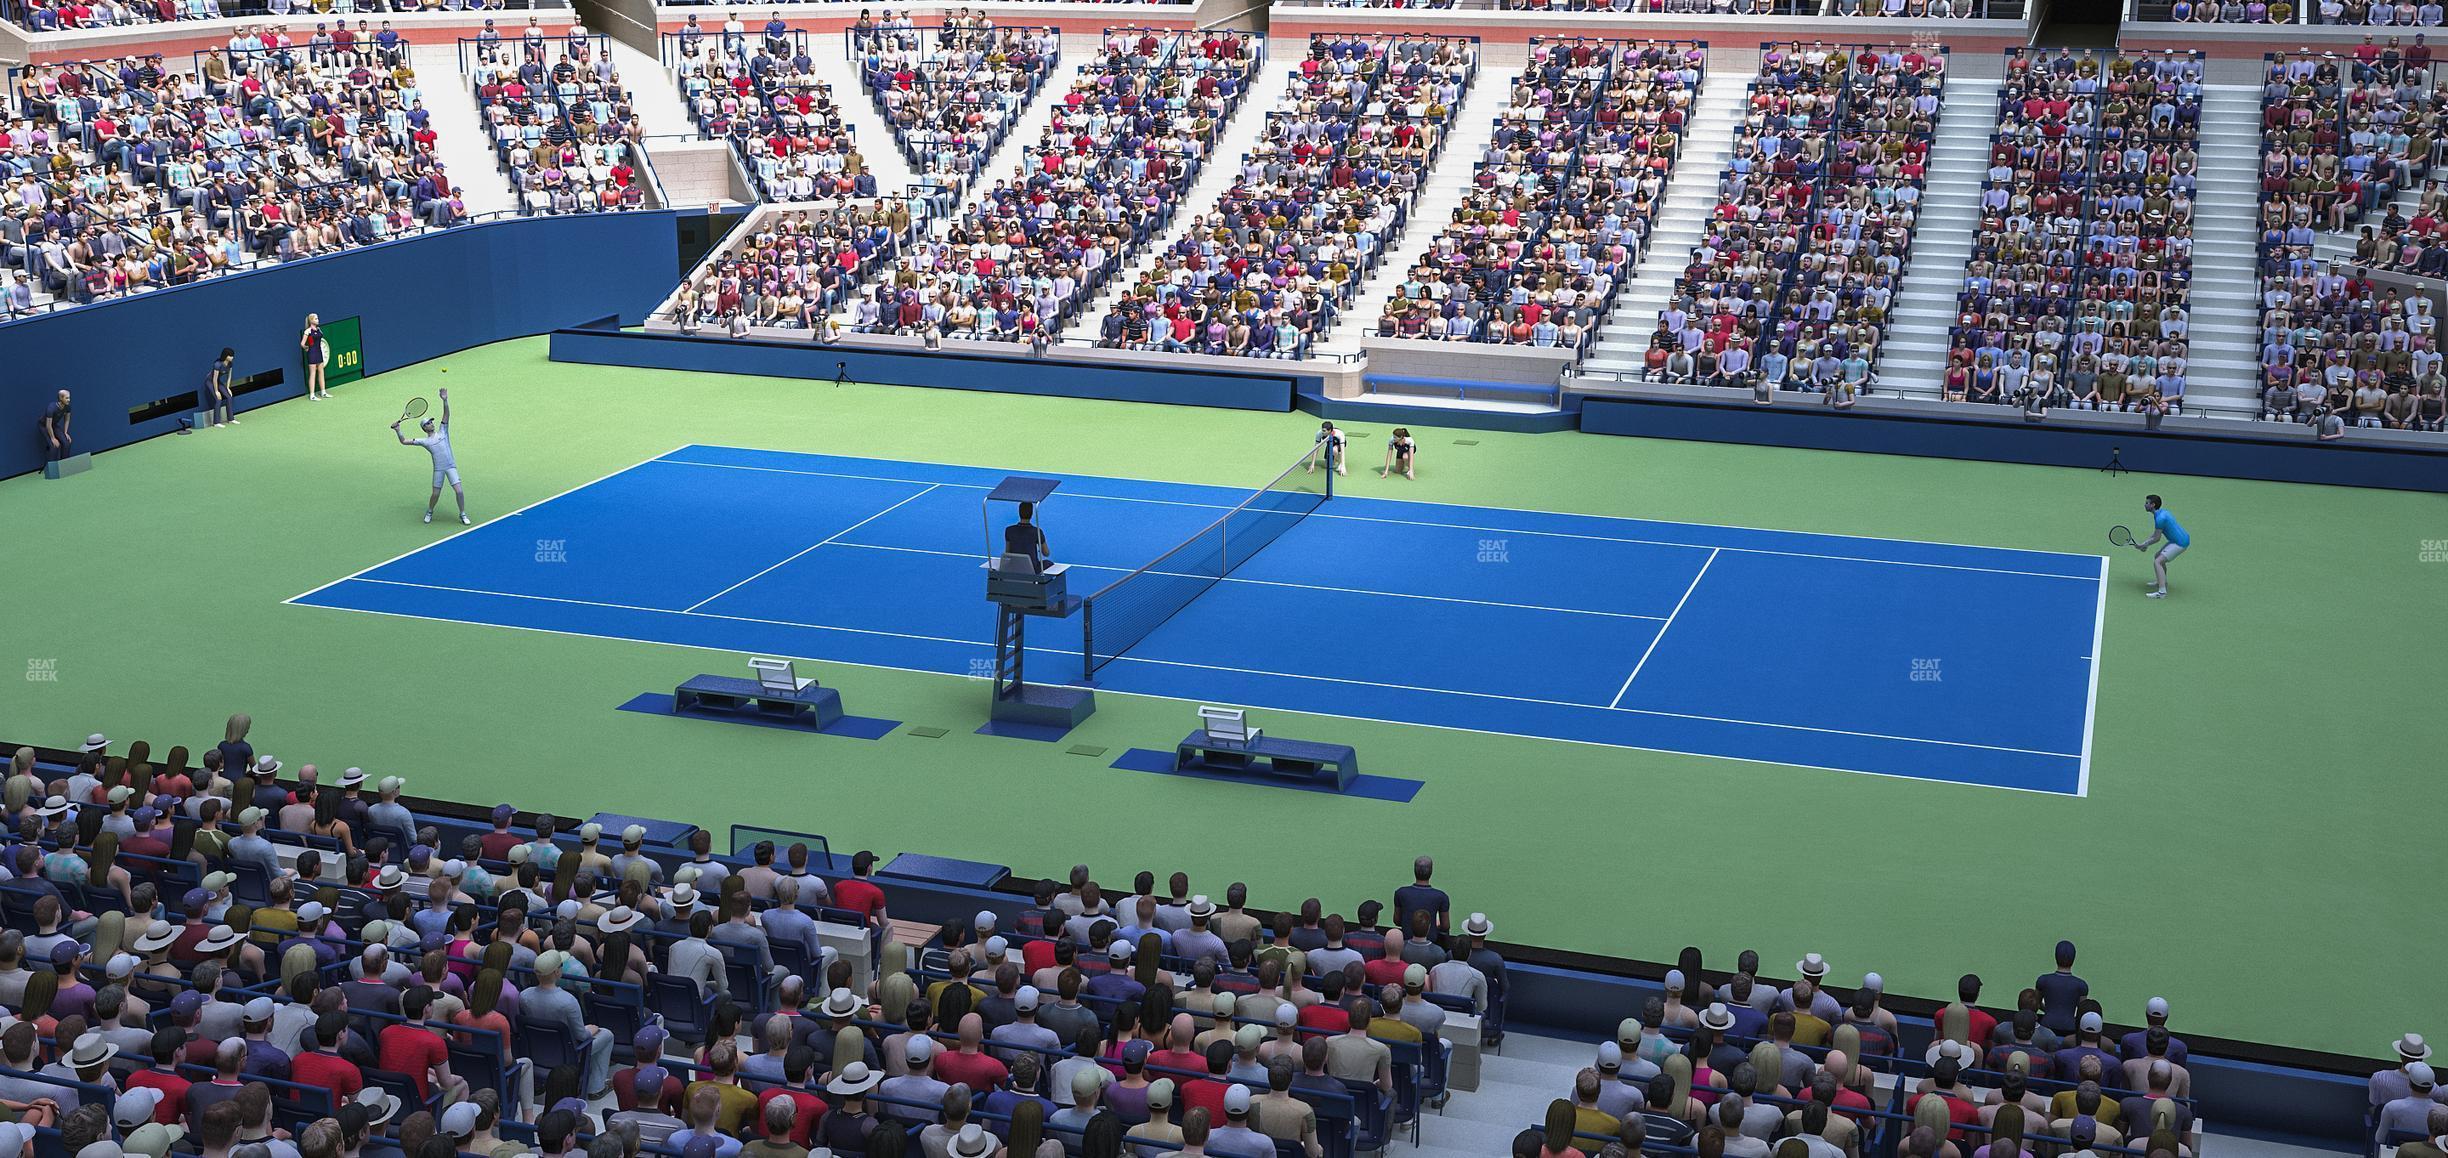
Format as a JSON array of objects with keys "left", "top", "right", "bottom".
[{"left": 301, "top": 313, "right": 331, "bottom": 399}]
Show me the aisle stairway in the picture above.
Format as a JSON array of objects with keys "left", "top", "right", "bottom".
[
  {"left": 804, "top": 37, "right": 923, "bottom": 202},
  {"left": 2181, "top": 83, "right": 2270, "bottom": 419},
  {"left": 1874, "top": 76, "right": 1995, "bottom": 399},
  {"left": 1577, "top": 72, "right": 1750, "bottom": 380},
  {"left": 412, "top": 43, "right": 517, "bottom": 217},
  {"left": 1057, "top": 55, "right": 1302, "bottom": 344},
  {"left": 1318, "top": 55, "right": 1520, "bottom": 358}
]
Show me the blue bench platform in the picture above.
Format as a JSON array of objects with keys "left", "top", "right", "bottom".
[
  {"left": 1176, "top": 730, "right": 1358, "bottom": 791},
  {"left": 674, "top": 674, "right": 845, "bottom": 729}
]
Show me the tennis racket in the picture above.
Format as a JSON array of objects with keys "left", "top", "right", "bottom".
[
  {"left": 2108, "top": 525, "right": 2138, "bottom": 550},
  {"left": 399, "top": 397, "right": 428, "bottom": 424}
]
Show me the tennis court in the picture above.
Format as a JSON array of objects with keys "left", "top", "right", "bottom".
[{"left": 290, "top": 445, "right": 2106, "bottom": 795}]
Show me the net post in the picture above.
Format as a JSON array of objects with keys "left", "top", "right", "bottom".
[
  {"left": 1080, "top": 605, "right": 1096, "bottom": 680},
  {"left": 1325, "top": 459, "right": 1334, "bottom": 500}
]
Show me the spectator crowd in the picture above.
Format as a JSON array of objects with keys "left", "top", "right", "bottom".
[
  {"left": 1376, "top": 37, "right": 1707, "bottom": 351},
  {"left": 1942, "top": 49, "right": 2201, "bottom": 415},
  {"left": 1643, "top": 41, "right": 1946, "bottom": 401},
  {"left": 845, "top": 28, "right": 1261, "bottom": 345},
  {"left": 1093, "top": 34, "right": 1478, "bottom": 359}
]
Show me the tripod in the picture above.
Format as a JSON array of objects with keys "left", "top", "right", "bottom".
[
  {"left": 833, "top": 361, "right": 848, "bottom": 388},
  {"left": 2101, "top": 445, "right": 2127, "bottom": 476}
]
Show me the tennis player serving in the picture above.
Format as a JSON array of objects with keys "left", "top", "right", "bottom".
[
  {"left": 2133, "top": 494, "right": 2189, "bottom": 599},
  {"left": 393, "top": 388, "right": 468, "bottom": 525}
]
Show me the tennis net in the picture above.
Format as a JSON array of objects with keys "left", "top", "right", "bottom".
[{"left": 1080, "top": 452, "right": 1331, "bottom": 675}]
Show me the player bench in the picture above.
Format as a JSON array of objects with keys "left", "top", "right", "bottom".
[
  {"left": 1175, "top": 707, "right": 1357, "bottom": 791},
  {"left": 674, "top": 674, "right": 844, "bottom": 729}
]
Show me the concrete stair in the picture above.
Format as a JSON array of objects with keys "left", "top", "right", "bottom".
[
  {"left": 1579, "top": 71, "right": 1752, "bottom": 380},
  {"left": 1320, "top": 56, "right": 1519, "bottom": 357},
  {"left": 933, "top": 33, "right": 1084, "bottom": 223},
  {"left": 1059, "top": 54, "right": 1302, "bottom": 344},
  {"left": 1876, "top": 77, "right": 1996, "bottom": 399},
  {"left": 414, "top": 43, "right": 517, "bottom": 218},
  {"left": 2182, "top": 83, "right": 2270, "bottom": 419},
  {"left": 805, "top": 38, "right": 923, "bottom": 201},
  {"left": 612, "top": 39, "right": 697, "bottom": 138}
]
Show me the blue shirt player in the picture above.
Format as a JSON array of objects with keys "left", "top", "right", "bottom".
[
  {"left": 2135, "top": 494, "right": 2189, "bottom": 599},
  {"left": 393, "top": 387, "right": 469, "bottom": 526}
]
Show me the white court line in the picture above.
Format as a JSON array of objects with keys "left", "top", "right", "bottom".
[
  {"left": 290, "top": 592, "right": 2088, "bottom": 797},
  {"left": 832, "top": 540, "right": 1671, "bottom": 622},
  {"left": 651, "top": 451, "right": 2099, "bottom": 582},
  {"left": 1609, "top": 548, "right": 1718, "bottom": 709},
  {"left": 669, "top": 444, "right": 2107, "bottom": 568},
  {"left": 2078, "top": 555, "right": 2108, "bottom": 799},
  {"left": 287, "top": 443, "right": 699, "bottom": 605},
  {"left": 682, "top": 483, "right": 941, "bottom": 613},
  {"left": 318, "top": 574, "right": 2081, "bottom": 761}
]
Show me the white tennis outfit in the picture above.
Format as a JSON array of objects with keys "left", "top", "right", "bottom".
[{"left": 412, "top": 423, "right": 459, "bottom": 487}]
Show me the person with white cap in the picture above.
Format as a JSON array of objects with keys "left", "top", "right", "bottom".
[
  {"left": 989, "top": 985, "right": 1063, "bottom": 1061},
  {"left": 2381, "top": 1066, "right": 2445, "bottom": 1145},
  {"left": 1593, "top": 1042, "right": 1647, "bottom": 1120},
  {"left": 608, "top": 825, "right": 663, "bottom": 885},
  {"left": 2376, "top": 1036, "right": 2448, "bottom": 1110},
  {"left": 225, "top": 806, "right": 280, "bottom": 882},
  {"left": 526, "top": 949, "right": 615, "bottom": 1097},
  {"left": 115, "top": 1085, "right": 186, "bottom": 1158},
  {"left": 2120, "top": 998, "right": 2188, "bottom": 1067},
  {"left": 1205, "top": 1085, "right": 1273, "bottom": 1158},
  {"left": 880, "top": 1034, "right": 953, "bottom": 1124},
  {"left": 2052, "top": 1012, "right": 2122, "bottom": 1083}
]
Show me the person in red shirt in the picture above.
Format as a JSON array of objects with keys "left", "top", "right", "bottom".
[
  {"left": 1361, "top": 933, "right": 1410, "bottom": 991},
  {"left": 1177, "top": 1041, "right": 1233, "bottom": 1125},
  {"left": 376, "top": 987, "right": 464, "bottom": 1104},
  {"left": 755, "top": 1047, "right": 829, "bottom": 1146},
  {"left": 1906, "top": 1058, "right": 1982, "bottom": 1144},
  {"left": 291, "top": 1009, "right": 364, "bottom": 1102},
  {"left": 123, "top": 1026, "right": 192, "bottom": 1124},
  {"left": 1297, "top": 977, "right": 1350, "bottom": 1037},
  {"left": 478, "top": 805, "right": 521, "bottom": 862},
  {"left": 931, "top": 1014, "right": 1009, "bottom": 1096},
  {"left": 831, "top": 851, "right": 888, "bottom": 927}
]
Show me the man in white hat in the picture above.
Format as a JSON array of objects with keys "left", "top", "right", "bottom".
[
  {"left": 1173, "top": 897, "right": 1228, "bottom": 965},
  {"left": 823, "top": 1062, "right": 885, "bottom": 1153},
  {"left": 43, "top": 1032, "right": 120, "bottom": 1106},
  {"left": 1779, "top": 955, "right": 1842, "bottom": 1023},
  {"left": 526, "top": 950, "right": 614, "bottom": 1097}
]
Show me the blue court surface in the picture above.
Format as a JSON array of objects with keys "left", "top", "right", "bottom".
[{"left": 291, "top": 446, "right": 2107, "bottom": 795}]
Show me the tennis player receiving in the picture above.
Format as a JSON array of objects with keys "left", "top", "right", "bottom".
[
  {"left": 394, "top": 387, "right": 468, "bottom": 525},
  {"left": 2133, "top": 493, "right": 2189, "bottom": 599}
]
